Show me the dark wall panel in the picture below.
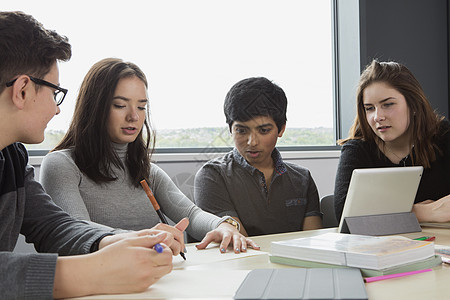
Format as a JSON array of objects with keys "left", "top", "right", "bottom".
[{"left": 359, "top": 0, "right": 449, "bottom": 117}]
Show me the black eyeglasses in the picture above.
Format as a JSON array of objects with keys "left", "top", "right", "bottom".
[{"left": 5, "top": 76, "right": 68, "bottom": 106}]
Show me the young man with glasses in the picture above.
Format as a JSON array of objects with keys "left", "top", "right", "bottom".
[{"left": 0, "top": 11, "right": 181, "bottom": 299}]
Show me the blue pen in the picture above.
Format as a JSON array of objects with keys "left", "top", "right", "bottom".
[{"left": 154, "top": 243, "right": 164, "bottom": 253}]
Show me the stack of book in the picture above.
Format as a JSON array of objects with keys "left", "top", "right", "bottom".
[{"left": 270, "top": 232, "right": 441, "bottom": 277}]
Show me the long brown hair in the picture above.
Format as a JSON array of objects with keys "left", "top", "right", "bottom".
[
  {"left": 339, "top": 60, "right": 445, "bottom": 168},
  {"left": 53, "top": 58, "right": 154, "bottom": 186}
]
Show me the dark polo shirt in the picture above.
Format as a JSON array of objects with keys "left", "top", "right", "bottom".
[{"left": 194, "top": 148, "right": 322, "bottom": 236}]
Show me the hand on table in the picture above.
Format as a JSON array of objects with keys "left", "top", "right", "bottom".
[
  {"left": 195, "top": 222, "right": 260, "bottom": 254},
  {"left": 412, "top": 194, "right": 450, "bottom": 222}
]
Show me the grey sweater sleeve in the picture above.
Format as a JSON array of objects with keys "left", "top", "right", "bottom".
[
  {"left": 149, "top": 164, "right": 222, "bottom": 241},
  {"left": 1, "top": 162, "right": 111, "bottom": 299},
  {"left": 22, "top": 164, "right": 110, "bottom": 254},
  {"left": 0, "top": 252, "right": 58, "bottom": 300}
]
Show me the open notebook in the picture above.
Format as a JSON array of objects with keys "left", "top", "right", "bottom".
[{"left": 338, "top": 166, "right": 423, "bottom": 233}]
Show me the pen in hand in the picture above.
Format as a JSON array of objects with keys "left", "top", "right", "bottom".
[
  {"left": 140, "top": 179, "right": 186, "bottom": 260},
  {"left": 153, "top": 243, "right": 164, "bottom": 253}
]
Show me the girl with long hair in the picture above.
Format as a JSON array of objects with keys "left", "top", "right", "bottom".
[
  {"left": 334, "top": 60, "right": 450, "bottom": 223},
  {"left": 40, "top": 58, "right": 259, "bottom": 253}
]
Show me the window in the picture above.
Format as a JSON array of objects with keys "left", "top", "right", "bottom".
[{"left": 5, "top": 0, "right": 335, "bottom": 152}]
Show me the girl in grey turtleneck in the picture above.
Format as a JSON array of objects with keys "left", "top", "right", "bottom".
[{"left": 39, "top": 58, "right": 258, "bottom": 254}]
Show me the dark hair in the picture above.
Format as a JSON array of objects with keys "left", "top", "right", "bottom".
[
  {"left": 53, "top": 58, "right": 154, "bottom": 186},
  {"left": 340, "top": 59, "right": 445, "bottom": 168},
  {"left": 0, "top": 11, "right": 71, "bottom": 94},
  {"left": 224, "top": 77, "right": 287, "bottom": 133}
]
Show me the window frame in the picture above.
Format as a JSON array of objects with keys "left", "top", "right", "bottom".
[{"left": 28, "top": 0, "right": 361, "bottom": 157}]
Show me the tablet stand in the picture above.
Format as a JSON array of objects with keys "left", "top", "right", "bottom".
[{"left": 340, "top": 212, "right": 421, "bottom": 236}]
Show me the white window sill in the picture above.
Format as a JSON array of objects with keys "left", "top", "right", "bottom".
[{"left": 29, "top": 150, "right": 340, "bottom": 166}]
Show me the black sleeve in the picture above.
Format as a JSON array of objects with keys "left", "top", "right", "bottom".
[{"left": 334, "top": 140, "right": 374, "bottom": 221}]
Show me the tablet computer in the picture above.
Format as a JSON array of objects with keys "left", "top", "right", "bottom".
[{"left": 338, "top": 166, "right": 423, "bottom": 232}]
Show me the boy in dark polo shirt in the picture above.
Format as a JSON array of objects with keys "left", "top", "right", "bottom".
[{"left": 194, "top": 77, "right": 322, "bottom": 236}]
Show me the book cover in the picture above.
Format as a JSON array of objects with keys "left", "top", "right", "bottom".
[
  {"left": 269, "top": 254, "right": 442, "bottom": 277},
  {"left": 271, "top": 232, "right": 435, "bottom": 270}
]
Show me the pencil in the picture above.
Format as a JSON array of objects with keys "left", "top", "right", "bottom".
[{"left": 140, "top": 179, "right": 186, "bottom": 260}]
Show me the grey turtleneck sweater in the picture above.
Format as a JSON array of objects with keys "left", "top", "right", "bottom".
[{"left": 40, "top": 143, "right": 222, "bottom": 241}]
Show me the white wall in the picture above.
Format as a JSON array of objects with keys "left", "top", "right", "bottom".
[
  {"left": 145, "top": 150, "right": 340, "bottom": 201},
  {"left": 30, "top": 150, "right": 340, "bottom": 202}
]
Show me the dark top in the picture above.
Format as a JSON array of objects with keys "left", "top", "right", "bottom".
[
  {"left": 334, "top": 120, "right": 450, "bottom": 221},
  {"left": 0, "top": 143, "right": 111, "bottom": 299},
  {"left": 194, "top": 148, "right": 321, "bottom": 236}
]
